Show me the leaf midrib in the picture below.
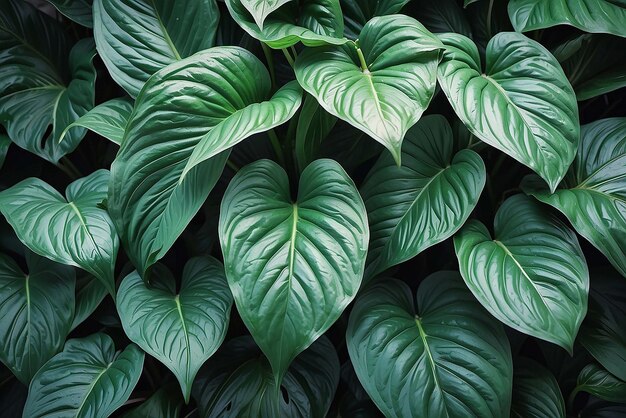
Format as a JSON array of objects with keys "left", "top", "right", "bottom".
[
  {"left": 74, "top": 361, "right": 113, "bottom": 417},
  {"left": 174, "top": 294, "right": 191, "bottom": 384},
  {"left": 149, "top": 0, "right": 181, "bottom": 60}
]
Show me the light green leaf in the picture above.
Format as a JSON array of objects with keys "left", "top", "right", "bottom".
[
  {"left": 360, "top": 114, "right": 485, "bottom": 280},
  {"left": 93, "top": 0, "right": 220, "bottom": 97},
  {"left": 574, "top": 363, "right": 626, "bottom": 403},
  {"left": 340, "top": 0, "right": 411, "bottom": 39},
  {"left": 219, "top": 159, "right": 368, "bottom": 384},
  {"left": 295, "top": 14, "right": 443, "bottom": 164},
  {"left": 454, "top": 194, "right": 589, "bottom": 352},
  {"left": 240, "top": 0, "right": 294, "bottom": 29},
  {"left": 23, "top": 333, "right": 144, "bottom": 418},
  {"left": 0, "top": 135, "right": 9, "bottom": 170},
  {"left": 193, "top": 336, "right": 339, "bottom": 418},
  {"left": 511, "top": 358, "right": 566, "bottom": 418},
  {"left": 295, "top": 94, "right": 337, "bottom": 172},
  {"left": 48, "top": 0, "right": 93, "bottom": 27},
  {"left": 62, "top": 97, "right": 133, "bottom": 145},
  {"left": 0, "top": 252, "right": 74, "bottom": 384},
  {"left": 71, "top": 273, "right": 108, "bottom": 331},
  {"left": 122, "top": 386, "right": 183, "bottom": 418},
  {"left": 508, "top": 0, "right": 626, "bottom": 38},
  {"left": 0, "top": 170, "right": 118, "bottom": 296},
  {"left": 225, "top": 0, "right": 346, "bottom": 49},
  {"left": 347, "top": 272, "right": 513, "bottom": 418},
  {"left": 437, "top": 32, "right": 579, "bottom": 192},
  {"left": 117, "top": 256, "right": 233, "bottom": 402},
  {"left": 181, "top": 81, "right": 302, "bottom": 179},
  {"left": 523, "top": 117, "right": 626, "bottom": 278}
]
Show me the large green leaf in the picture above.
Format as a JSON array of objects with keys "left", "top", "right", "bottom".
[
  {"left": 117, "top": 256, "right": 233, "bottom": 401},
  {"left": 109, "top": 47, "right": 280, "bottom": 277},
  {"left": 23, "top": 333, "right": 144, "bottom": 418},
  {"left": 511, "top": 358, "right": 566, "bottom": 418},
  {"left": 360, "top": 114, "right": 485, "bottom": 279},
  {"left": 219, "top": 158, "right": 368, "bottom": 383},
  {"left": 454, "top": 194, "right": 589, "bottom": 352},
  {"left": 574, "top": 363, "right": 626, "bottom": 403},
  {"left": 437, "top": 32, "right": 579, "bottom": 192},
  {"left": 181, "top": 81, "right": 302, "bottom": 178},
  {"left": 340, "top": 0, "right": 411, "bottom": 39},
  {"left": 0, "top": 0, "right": 96, "bottom": 163},
  {"left": 240, "top": 0, "right": 294, "bottom": 29},
  {"left": 122, "top": 386, "right": 182, "bottom": 418},
  {"left": 523, "top": 118, "right": 626, "bottom": 277},
  {"left": 225, "top": 0, "right": 346, "bottom": 49},
  {"left": 0, "top": 252, "right": 74, "bottom": 384},
  {"left": 0, "top": 170, "right": 118, "bottom": 296},
  {"left": 93, "top": 0, "right": 219, "bottom": 97},
  {"left": 48, "top": 0, "right": 93, "bottom": 27},
  {"left": 61, "top": 97, "right": 133, "bottom": 145},
  {"left": 193, "top": 336, "right": 339, "bottom": 418},
  {"left": 578, "top": 270, "right": 626, "bottom": 381},
  {"left": 508, "top": 0, "right": 626, "bottom": 38},
  {"left": 295, "top": 15, "right": 443, "bottom": 164},
  {"left": 346, "top": 272, "right": 513, "bottom": 418}
]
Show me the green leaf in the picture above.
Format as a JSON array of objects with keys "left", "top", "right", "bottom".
[
  {"left": 240, "top": 0, "right": 294, "bottom": 29},
  {"left": 295, "top": 15, "right": 443, "bottom": 165},
  {"left": 193, "top": 336, "right": 339, "bottom": 418},
  {"left": 122, "top": 386, "right": 183, "bottom": 418},
  {"left": 0, "top": 170, "right": 118, "bottom": 296},
  {"left": 360, "top": 114, "right": 486, "bottom": 279},
  {"left": 117, "top": 256, "right": 233, "bottom": 402},
  {"left": 93, "top": 0, "right": 220, "bottom": 97},
  {"left": 71, "top": 273, "right": 108, "bottom": 331},
  {"left": 23, "top": 333, "right": 144, "bottom": 418},
  {"left": 219, "top": 158, "right": 368, "bottom": 383},
  {"left": 346, "top": 272, "right": 513, "bottom": 418},
  {"left": 578, "top": 270, "right": 626, "bottom": 381},
  {"left": 454, "top": 194, "right": 589, "bottom": 352},
  {"left": 61, "top": 97, "right": 133, "bottom": 145},
  {"left": 580, "top": 398, "right": 626, "bottom": 417},
  {"left": 437, "top": 32, "right": 579, "bottom": 192},
  {"left": 522, "top": 117, "right": 626, "bottom": 278},
  {"left": 406, "top": 0, "right": 473, "bottom": 37},
  {"left": 340, "top": 0, "right": 411, "bottom": 39},
  {"left": 110, "top": 47, "right": 279, "bottom": 276},
  {"left": 574, "top": 363, "right": 626, "bottom": 403},
  {"left": 511, "top": 358, "right": 566, "bottom": 418},
  {"left": 0, "top": 252, "right": 74, "bottom": 384},
  {"left": 181, "top": 81, "right": 302, "bottom": 179},
  {"left": 295, "top": 94, "right": 337, "bottom": 172},
  {"left": 48, "top": 0, "right": 93, "bottom": 27},
  {"left": 0, "top": 135, "right": 9, "bottom": 170},
  {"left": 225, "top": 0, "right": 346, "bottom": 49},
  {"left": 508, "top": 0, "right": 626, "bottom": 38}
]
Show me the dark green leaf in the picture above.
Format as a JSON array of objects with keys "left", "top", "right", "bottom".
[
  {"left": 511, "top": 358, "right": 566, "bottom": 418},
  {"left": 580, "top": 398, "right": 626, "bottom": 417},
  {"left": 340, "top": 0, "right": 411, "bottom": 39},
  {"left": 62, "top": 97, "right": 133, "bottom": 145},
  {"left": 295, "top": 94, "right": 337, "bottom": 172},
  {"left": 71, "top": 273, "right": 108, "bottom": 331},
  {"left": 407, "top": 0, "right": 473, "bottom": 37},
  {"left": 48, "top": 0, "right": 93, "bottom": 27},
  {"left": 122, "top": 386, "right": 182, "bottom": 418},
  {"left": 0, "top": 134, "right": 9, "bottom": 170},
  {"left": 574, "top": 363, "right": 626, "bottom": 403}
]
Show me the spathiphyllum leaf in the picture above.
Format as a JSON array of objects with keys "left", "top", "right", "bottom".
[
  {"left": 454, "top": 194, "right": 589, "bottom": 352},
  {"left": 340, "top": 0, "right": 412, "bottom": 38},
  {"left": 0, "top": 170, "right": 118, "bottom": 296},
  {"left": 62, "top": 97, "right": 133, "bottom": 145},
  {"left": 240, "top": 0, "right": 294, "bottom": 29},
  {"left": 295, "top": 15, "right": 443, "bottom": 164},
  {"left": 117, "top": 256, "right": 233, "bottom": 401},
  {"left": 193, "top": 336, "right": 339, "bottom": 418},
  {"left": 94, "top": 0, "right": 220, "bottom": 97},
  {"left": 0, "top": 252, "right": 74, "bottom": 384},
  {"left": 508, "top": 0, "right": 626, "bottom": 38},
  {"left": 360, "top": 114, "right": 486, "bottom": 280},
  {"left": 523, "top": 118, "right": 626, "bottom": 278},
  {"left": 23, "top": 333, "right": 144, "bottom": 418},
  {"left": 48, "top": 0, "right": 93, "bottom": 27},
  {"left": 219, "top": 158, "right": 368, "bottom": 383},
  {"left": 578, "top": 271, "right": 626, "bottom": 381},
  {"left": 109, "top": 47, "right": 281, "bottom": 277},
  {"left": 574, "top": 363, "right": 626, "bottom": 403},
  {"left": 0, "top": 0, "right": 96, "bottom": 163},
  {"left": 437, "top": 32, "right": 579, "bottom": 192},
  {"left": 346, "top": 272, "right": 513, "bottom": 418},
  {"left": 225, "top": 0, "right": 346, "bottom": 49},
  {"left": 511, "top": 358, "right": 566, "bottom": 418}
]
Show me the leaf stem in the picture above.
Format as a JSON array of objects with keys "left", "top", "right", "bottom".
[
  {"left": 281, "top": 48, "right": 295, "bottom": 67},
  {"left": 261, "top": 43, "right": 277, "bottom": 90},
  {"left": 268, "top": 129, "right": 287, "bottom": 167},
  {"left": 355, "top": 44, "right": 370, "bottom": 73},
  {"left": 486, "top": 0, "right": 495, "bottom": 39},
  {"left": 57, "top": 157, "right": 82, "bottom": 180}
]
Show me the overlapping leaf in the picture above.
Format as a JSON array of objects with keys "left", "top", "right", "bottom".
[
  {"left": 573, "top": 363, "right": 626, "bottom": 403},
  {"left": 295, "top": 94, "right": 337, "bottom": 171},
  {"left": 71, "top": 273, "right": 108, "bottom": 331},
  {"left": 122, "top": 386, "right": 182, "bottom": 418},
  {"left": 511, "top": 358, "right": 566, "bottom": 418},
  {"left": 62, "top": 97, "right": 133, "bottom": 145},
  {"left": 48, "top": 0, "right": 93, "bottom": 27},
  {"left": 340, "top": 0, "right": 411, "bottom": 38}
]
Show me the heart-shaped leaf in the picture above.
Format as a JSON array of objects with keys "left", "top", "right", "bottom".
[
  {"left": 508, "top": 0, "right": 626, "bottom": 38},
  {"left": 295, "top": 14, "right": 442, "bottom": 164},
  {"left": 219, "top": 158, "right": 368, "bottom": 383},
  {"left": 437, "top": 32, "right": 579, "bottom": 192},
  {"left": 117, "top": 256, "right": 233, "bottom": 401},
  {"left": 511, "top": 358, "right": 566, "bottom": 418},
  {"left": 193, "top": 336, "right": 339, "bottom": 418},
  {"left": 0, "top": 170, "right": 118, "bottom": 296},
  {"left": 454, "top": 194, "right": 589, "bottom": 352},
  {"left": 347, "top": 272, "right": 513, "bottom": 418},
  {"left": 181, "top": 80, "right": 302, "bottom": 179},
  {"left": 94, "top": 0, "right": 219, "bottom": 97},
  {"left": 573, "top": 363, "right": 626, "bottom": 403},
  {"left": 62, "top": 97, "right": 133, "bottom": 145},
  {"left": 23, "top": 333, "right": 144, "bottom": 418},
  {"left": 109, "top": 47, "right": 277, "bottom": 277},
  {"left": 341, "top": 0, "right": 411, "bottom": 39},
  {"left": 48, "top": 0, "right": 93, "bottom": 27},
  {"left": 226, "top": 0, "right": 346, "bottom": 49},
  {"left": 240, "top": 0, "right": 294, "bottom": 29},
  {"left": 523, "top": 117, "right": 626, "bottom": 278},
  {"left": 71, "top": 273, "right": 108, "bottom": 331},
  {"left": 360, "top": 114, "right": 486, "bottom": 279},
  {"left": 0, "top": 252, "right": 74, "bottom": 384}
]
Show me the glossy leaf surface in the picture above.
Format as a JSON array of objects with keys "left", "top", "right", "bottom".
[
  {"left": 71, "top": 274, "right": 108, "bottom": 331},
  {"left": 48, "top": 0, "right": 93, "bottom": 27},
  {"left": 240, "top": 0, "right": 294, "bottom": 29},
  {"left": 511, "top": 358, "right": 566, "bottom": 418},
  {"left": 62, "top": 97, "right": 133, "bottom": 145},
  {"left": 574, "top": 363, "right": 626, "bottom": 403}
]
